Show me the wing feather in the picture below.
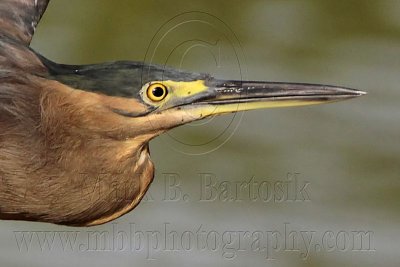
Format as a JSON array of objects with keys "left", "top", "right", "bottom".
[{"left": 0, "top": 0, "right": 50, "bottom": 45}]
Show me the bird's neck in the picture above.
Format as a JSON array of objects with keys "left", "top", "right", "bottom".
[
  {"left": 39, "top": 82, "right": 156, "bottom": 225},
  {"left": 0, "top": 79, "right": 155, "bottom": 226}
]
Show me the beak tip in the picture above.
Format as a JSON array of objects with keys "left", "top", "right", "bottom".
[
  {"left": 353, "top": 89, "right": 367, "bottom": 97},
  {"left": 337, "top": 86, "right": 366, "bottom": 98}
]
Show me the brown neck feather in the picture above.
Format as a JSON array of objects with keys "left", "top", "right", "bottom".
[{"left": 0, "top": 78, "right": 155, "bottom": 226}]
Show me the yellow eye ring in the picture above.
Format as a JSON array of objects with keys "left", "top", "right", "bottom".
[{"left": 146, "top": 83, "right": 168, "bottom": 102}]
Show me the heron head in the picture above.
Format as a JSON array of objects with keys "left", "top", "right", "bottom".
[{"left": 41, "top": 57, "right": 365, "bottom": 141}]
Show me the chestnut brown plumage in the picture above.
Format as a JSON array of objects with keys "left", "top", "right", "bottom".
[{"left": 0, "top": 0, "right": 365, "bottom": 226}]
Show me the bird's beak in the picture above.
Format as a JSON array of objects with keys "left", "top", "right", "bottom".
[{"left": 170, "top": 79, "right": 366, "bottom": 117}]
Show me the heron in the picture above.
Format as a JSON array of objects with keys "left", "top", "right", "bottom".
[{"left": 0, "top": 0, "right": 365, "bottom": 226}]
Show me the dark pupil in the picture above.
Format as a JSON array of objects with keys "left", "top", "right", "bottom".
[{"left": 152, "top": 87, "right": 165, "bottom": 97}]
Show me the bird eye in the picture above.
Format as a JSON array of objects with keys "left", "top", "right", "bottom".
[{"left": 147, "top": 83, "right": 168, "bottom": 102}]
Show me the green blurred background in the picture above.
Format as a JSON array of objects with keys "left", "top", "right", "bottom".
[{"left": 1, "top": 0, "right": 399, "bottom": 266}]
